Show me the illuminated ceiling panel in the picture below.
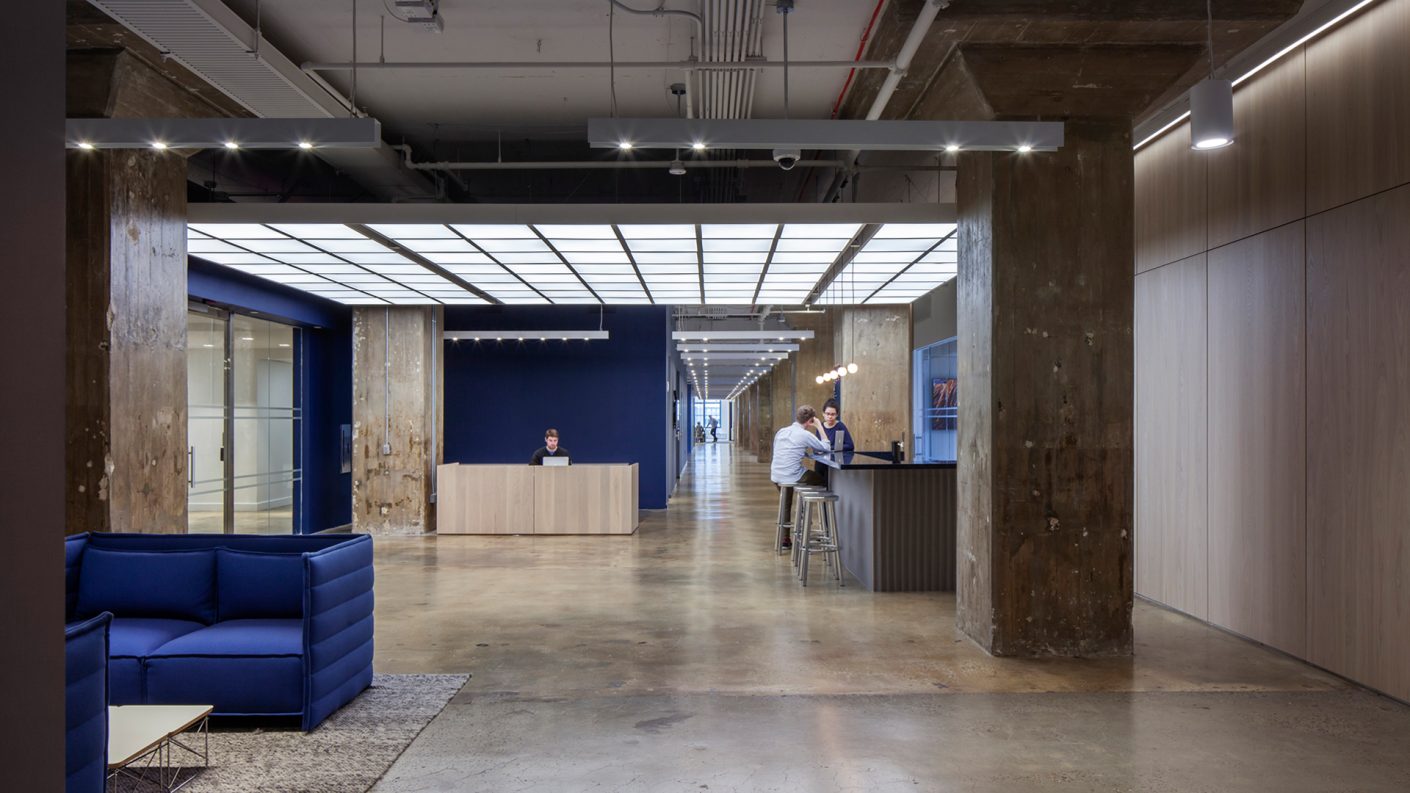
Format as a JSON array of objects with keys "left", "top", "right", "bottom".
[{"left": 186, "top": 211, "right": 954, "bottom": 306}]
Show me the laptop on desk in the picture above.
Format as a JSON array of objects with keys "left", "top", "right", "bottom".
[{"left": 542, "top": 456, "right": 570, "bottom": 467}]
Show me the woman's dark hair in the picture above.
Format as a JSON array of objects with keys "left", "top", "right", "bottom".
[{"left": 822, "top": 399, "right": 840, "bottom": 414}]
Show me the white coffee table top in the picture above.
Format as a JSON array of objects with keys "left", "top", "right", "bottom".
[{"left": 108, "top": 705, "right": 213, "bottom": 768}]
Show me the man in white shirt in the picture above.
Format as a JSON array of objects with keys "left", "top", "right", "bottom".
[{"left": 771, "top": 406, "right": 832, "bottom": 547}]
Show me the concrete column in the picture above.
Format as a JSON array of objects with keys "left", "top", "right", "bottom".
[
  {"left": 791, "top": 311, "right": 836, "bottom": 414},
  {"left": 66, "top": 150, "right": 189, "bottom": 533},
  {"left": 956, "top": 119, "right": 1135, "bottom": 656},
  {"left": 755, "top": 375, "right": 774, "bottom": 464},
  {"left": 835, "top": 306, "right": 912, "bottom": 451},
  {"left": 352, "top": 307, "right": 444, "bottom": 535}
]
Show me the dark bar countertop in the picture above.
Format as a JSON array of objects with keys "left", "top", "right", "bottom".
[{"left": 811, "top": 451, "right": 957, "bottom": 471}]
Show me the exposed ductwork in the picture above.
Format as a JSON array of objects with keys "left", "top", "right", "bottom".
[{"left": 86, "top": 0, "right": 439, "bottom": 201}]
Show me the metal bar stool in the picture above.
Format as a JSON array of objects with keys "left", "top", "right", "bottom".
[
  {"left": 797, "top": 491, "right": 843, "bottom": 587},
  {"left": 790, "top": 485, "right": 827, "bottom": 566},
  {"left": 774, "top": 484, "right": 796, "bottom": 554}
]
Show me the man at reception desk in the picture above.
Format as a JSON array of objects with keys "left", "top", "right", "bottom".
[{"left": 529, "top": 428, "right": 572, "bottom": 465}]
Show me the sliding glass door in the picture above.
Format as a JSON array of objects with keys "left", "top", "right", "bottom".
[{"left": 187, "top": 305, "right": 302, "bottom": 533}]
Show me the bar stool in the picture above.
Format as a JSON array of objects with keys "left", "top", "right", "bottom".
[
  {"left": 797, "top": 491, "right": 843, "bottom": 587},
  {"left": 774, "top": 484, "right": 795, "bottom": 554},
  {"left": 789, "top": 485, "right": 827, "bottom": 565}
]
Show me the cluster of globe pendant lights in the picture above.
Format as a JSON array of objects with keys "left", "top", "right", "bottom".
[{"left": 816, "top": 362, "right": 858, "bottom": 385}]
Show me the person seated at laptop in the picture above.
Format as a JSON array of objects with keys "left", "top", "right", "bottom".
[
  {"left": 821, "top": 399, "right": 854, "bottom": 454},
  {"left": 770, "top": 406, "right": 831, "bottom": 547},
  {"left": 529, "top": 428, "right": 571, "bottom": 465}
]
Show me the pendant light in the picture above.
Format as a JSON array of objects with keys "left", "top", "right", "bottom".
[{"left": 1191, "top": 0, "right": 1234, "bottom": 150}]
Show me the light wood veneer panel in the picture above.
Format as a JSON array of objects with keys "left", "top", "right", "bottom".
[
  {"left": 1306, "top": 0, "right": 1410, "bottom": 213},
  {"left": 1206, "top": 223, "right": 1306, "bottom": 656},
  {"left": 436, "top": 464, "right": 535, "bottom": 534},
  {"left": 534, "top": 464, "right": 638, "bottom": 535},
  {"left": 1135, "top": 122, "right": 1206, "bottom": 274},
  {"left": 1134, "top": 254, "right": 1208, "bottom": 619},
  {"left": 1306, "top": 184, "right": 1410, "bottom": 702},
  {"left": 1207, "top": 51, "right": 1306, "bottom": 249}
]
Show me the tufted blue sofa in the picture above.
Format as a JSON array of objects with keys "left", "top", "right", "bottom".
[
  {"left": 64, "top": 532, "right": 374, "bottom": 731},
  {"left": 66, "top": 612, "right": 110, "bottom": 793}
]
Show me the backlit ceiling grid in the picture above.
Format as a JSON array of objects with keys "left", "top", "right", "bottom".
[{"left": 187, "top": 222, "right": 954, "bottom": 306}]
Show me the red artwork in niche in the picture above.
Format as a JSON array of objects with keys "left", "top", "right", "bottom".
[{"left": 931, "top": 378, "right": 957, "bottom": 430}]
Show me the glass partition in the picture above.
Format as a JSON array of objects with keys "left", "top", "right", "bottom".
[
  {"left": 913, "top": 337, "right": 958, "bottom": 463},
  {"left": 187, "top": 306, "right": 302, "bottom": 534}
]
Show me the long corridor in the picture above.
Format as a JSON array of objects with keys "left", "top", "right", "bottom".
[{"left": 370, "top": 444, "right": 1410, "bottom": 792}]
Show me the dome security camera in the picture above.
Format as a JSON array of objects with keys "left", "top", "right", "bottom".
[{"left": 772, "top": 147, "right": 801, "bottom": 170}]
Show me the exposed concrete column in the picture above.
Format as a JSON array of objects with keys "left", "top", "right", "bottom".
[
  {"left": 66, "top": 150, "right": 189, "bottom": 533},
  {"left": 755, "top": 375, "right": 774, "bottom": 464},
  {"left": 352, "top": 307, "right": 444, "bottom": 535},
  {"left": 956, "top": 118, "right": 1135, "bottom": 656},
  {"left": 835, "top": 306, "right": 911, "bottom": 450},
  {"left": 791, "top": 311, "right": 836, "bottom": 414}
]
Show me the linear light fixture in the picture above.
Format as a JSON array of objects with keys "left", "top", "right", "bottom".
[
  {"left": 672, "top": 331, "right": 815, "bottom": 341},
  {"left": 589, "top": 118, "right": 1064, "bottom": 152},
  {"left": 1134, "top": 0, "right": 1378, "bottom": 150},
  {"left": 443, "top": 330, "right": 610, "bottom": 341},
  {"left": 66, "top": 117, "right": 381, "bottom": 150}
]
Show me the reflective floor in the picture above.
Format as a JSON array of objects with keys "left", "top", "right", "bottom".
[{"left": 369, "top": 443, "right": 1410, "bottom": 792}]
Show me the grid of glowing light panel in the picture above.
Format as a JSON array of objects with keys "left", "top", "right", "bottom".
[
  {"left": 187, "top": 221, "right": 955, "bottom": 305},
  {"left": 816, "top": 223, "right": 957, "bottom": 305}
]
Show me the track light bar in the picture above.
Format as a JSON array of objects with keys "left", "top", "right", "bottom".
[
  {"left": 66, "top": 118, "right": 382, "bottom": 150},
  {"left": 672, "top": 331, "right": 815, "bottom": 341},
  {"left": 443, "top": 330, "right": 610, "bottom": 341},
  {"left": 589, "top": 118, "right": 1064, "bottom": 152}
]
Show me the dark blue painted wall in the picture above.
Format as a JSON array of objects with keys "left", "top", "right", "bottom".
[
  {"left": 188, "top": 259, "right": 353, "bottom": 534},
  {"left": 443, "top": 306, "right": 673, "bottom": 509}
]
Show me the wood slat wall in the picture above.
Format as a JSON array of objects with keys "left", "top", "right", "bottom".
[
  {"left": 1134, "top": 0, "right": 1410, "bottom": 702},
  {"left": 1134, "top": 253, "right": 1208, "bottom": 620},
  {"left": 1206, "top": 224, "right": 1307, "bottom": 658},
  {"left": 1305, "top": 184, "right": 1410, "bottom": 701}
]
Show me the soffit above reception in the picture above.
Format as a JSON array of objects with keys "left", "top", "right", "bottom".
[{"left": 186, "top": 203, "right": 956, "bottom": 308}]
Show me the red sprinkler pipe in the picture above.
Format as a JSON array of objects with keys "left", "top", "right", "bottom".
[{"left": 830, "top": 0, "right": 888, "bottom": 119}]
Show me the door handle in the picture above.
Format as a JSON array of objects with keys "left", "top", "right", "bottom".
[{"left": 187, "top": 447, "right": 194, "bottom": 488}]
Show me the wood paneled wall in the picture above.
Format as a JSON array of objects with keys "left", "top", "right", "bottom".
[
  {"left": 1206, "top": 224, "right": 1307, "bottom": 657},
  {"left": 1134, "top": 253, "right": 1208, "bottom": 620},
  {"left": 1305, "top": 183, "right": 1410, "bottom": 702},
  {"left": 1134, "top": 0, "right": 1410, "bottom": 701}
]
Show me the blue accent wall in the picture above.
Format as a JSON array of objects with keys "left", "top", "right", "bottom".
[
  {"left": 443, "top": 306, "right": 673, "bottom": 509},
  {"left": 188, "top": 259, "right": 353, "bottom": 534}
]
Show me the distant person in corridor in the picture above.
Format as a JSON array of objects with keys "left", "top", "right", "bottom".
[
  {"left": 529, "top": 428, "right": 571, "bottom": 465},
  {"left": 707, "top": 415, "right": 719, "bottom": 442},
  {"left": 770, "top": 406, "right": 831, "bottom": 547}
]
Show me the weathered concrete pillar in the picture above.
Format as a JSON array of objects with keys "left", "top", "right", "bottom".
[
  {"left": 835, "top": 306, "right": 911, "bottom": 450},
  {"left": 956, "top": 118, "right": 1135, "bottom": 656},
  {"left": 791, "top": 311, "right": 836, "bottom": 414},
  {"left": 352, "top": 307, "right": 443, "bottom": 535},
  {"left": 755, "top": 375, "right": 774, "bottom": 464},
  {"left": 66, "top": 150, "right": 189, "bottom": 533}
]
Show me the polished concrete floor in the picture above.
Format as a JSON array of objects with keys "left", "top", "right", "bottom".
[{"left": 369, "top": 444, "right": 1410, "bottom": 792}]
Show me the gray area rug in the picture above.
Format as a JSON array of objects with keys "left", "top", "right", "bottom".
[{"left": 113, "top": 674, "right": 468, "bottom": 793}]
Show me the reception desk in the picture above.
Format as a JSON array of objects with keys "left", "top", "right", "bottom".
[
  {"left": 811, "top": 452, "right": 956, "bottom": 592},
  {"left": 436, "top": 463, "right": 639, "bottom": 535}
]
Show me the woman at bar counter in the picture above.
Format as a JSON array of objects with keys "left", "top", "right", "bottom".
[{"left": 821, "top": 400, "right": 854, "bottom": 454}]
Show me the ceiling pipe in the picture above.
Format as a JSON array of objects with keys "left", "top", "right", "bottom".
[
  {"left": 824, "top": 0, "right": 948, "bottom": 203},
  {"left": 301, "top": 59, "right": 893, "bottom": 72}
]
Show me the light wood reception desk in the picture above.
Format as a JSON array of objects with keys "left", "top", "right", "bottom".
[{"left": 436, "top": 463, "right": 639, "bottom": 535}]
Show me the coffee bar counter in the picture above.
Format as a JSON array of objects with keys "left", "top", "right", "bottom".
[
  {"left": 436, "top": 463, "right": 639, "bottom": 535},
  {"left": 811, "top": 452, "right": 957, "bottom": 592}
]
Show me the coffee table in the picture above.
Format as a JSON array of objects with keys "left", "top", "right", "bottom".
[{"left": 107, "top": 705, "right": 211, "bottom": 792}]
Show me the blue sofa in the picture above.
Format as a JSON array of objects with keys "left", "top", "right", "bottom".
[
  {"left": 64, "top": 532, "right": 374, "bottom": 731},
  {"left": 66, "top": 612, "right": 110, "bottom": 793}
]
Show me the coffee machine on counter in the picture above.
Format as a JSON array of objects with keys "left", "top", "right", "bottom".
[{"left": 890, "top": 440, "right": 905, "bottom": 463}]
